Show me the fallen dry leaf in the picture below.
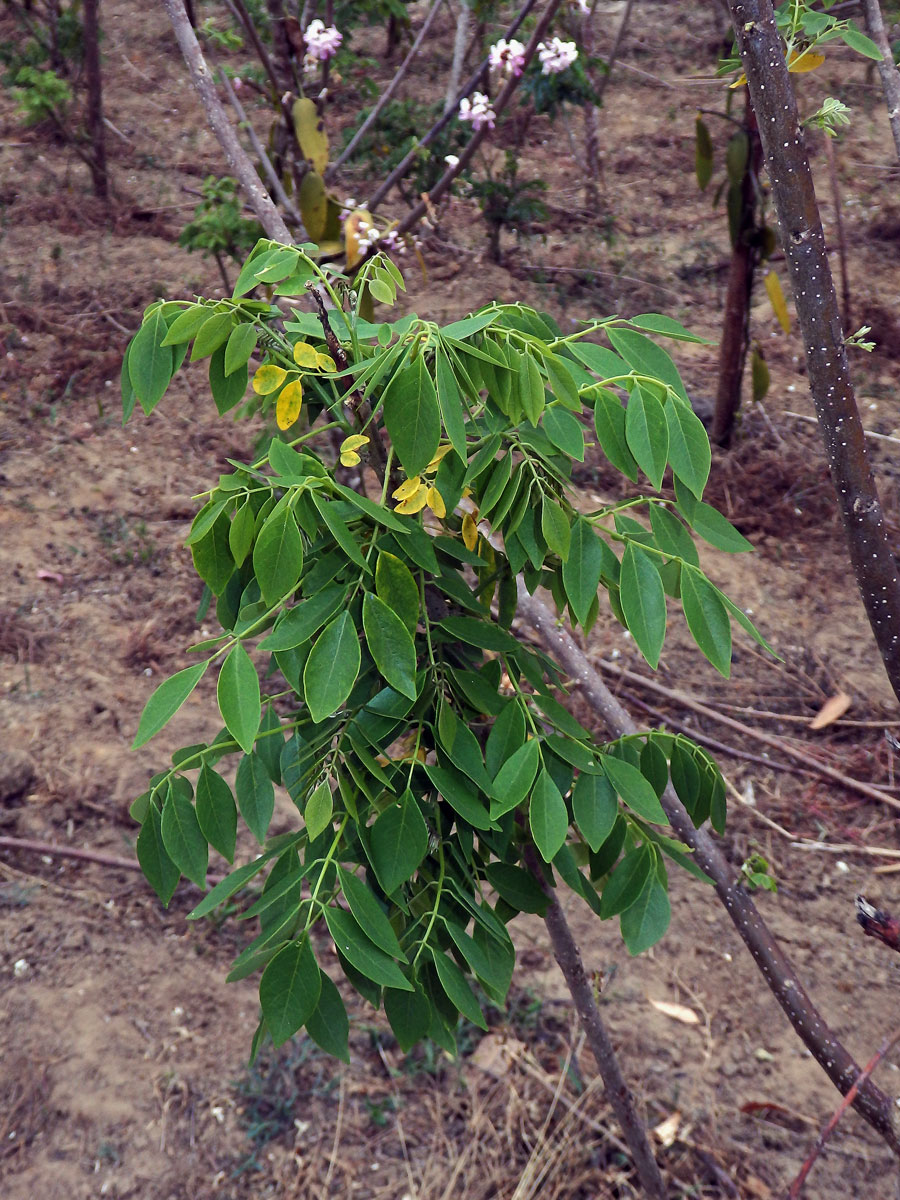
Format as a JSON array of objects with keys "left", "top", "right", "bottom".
[
  {"left": 469, "top": 1033, "right": 526, "bottom": 1077},
  {"left": 809, "top": 691, "right": 852, "bottom": 730},
  {"left": 652, "top": 1111, "right": 681, "bottom": 1146},
  {"left": 649, "top": 998, "right": 700, "bottom": 1025}
]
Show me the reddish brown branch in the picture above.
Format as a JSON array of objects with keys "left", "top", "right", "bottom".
[
  {"left": 856, "top": 894, "right": 900, "bottom": 953},
  {"left": 724, "top": 0, "right": 900, "bottom": 707},
  {"left": 788, "top": 1026, "right": 900, "bottom": 1198}
]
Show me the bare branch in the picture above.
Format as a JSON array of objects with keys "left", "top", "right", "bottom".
[
  {"left": 162, "top": 0, "right": 293, "bottom": 244},
  {"left": 515, "top": 587, "right": 900, "bottom": 1156},
  {"left": 859, "top": 0, "right": 900, "bottom": 162}
]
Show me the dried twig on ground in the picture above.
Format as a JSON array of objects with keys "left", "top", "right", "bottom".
[{"left": 856, "top": 894, "right": 900, "bottom": 953}]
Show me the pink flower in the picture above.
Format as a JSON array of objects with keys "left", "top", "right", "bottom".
[
  {"left": 537, "top": 37, "right": 578, "bottom": 75},
  {"left": 458, "top": 91, "right": 496, "bottom": 132},
  {"left": 488, "top": 38, "right": 526, "bottom": 77},
  {"left": 304, "top": 18, "right": 342, "bottom": 62}
]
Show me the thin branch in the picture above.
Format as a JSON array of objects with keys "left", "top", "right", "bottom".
[
  {"left": 222, "top": 0, "right": 283, "bottom": 98},
  {"left": 366, "top": 0, "right": 542, "bottom": 213},
  {"left": 393, "top": 0, "right": 564, "bottom": 239},
  {"left": 784, "top": 410, "right": 900, "bottom": 448},
  {"left": 162, "top": 0, "right": 293, "bottom": 244},
  {"left": 598, "top": 658, "right": 900, "bottom": 812},
  {"left": 515, "top": 587, "right": 900, "bottom": 1156},
  {"left": 787, "top": 1026, "right": 900, "bottom": 1198},
  {"left": 856, "top": 894, "right": 900, "bottom": 952},
  {"left": 528, "top": 848, "right": 667, "bottom": 1199},
  {"left": 593, "top": 0, "right": 635, "bottom": 109},
  {"left": 725, "top": 0, "right": 900, "bottom": 705},
  {"left": 859, "top": 0, "right": 900, "bottom": 162},
  {"left": 218, "top": 66, "right": 303, "bottom": 227},
  {"left": 0, "top": 835, "right": 223, "bottom": 886},
  {"left": 328, "top": 0, "right": 444, "bottom": 177}
]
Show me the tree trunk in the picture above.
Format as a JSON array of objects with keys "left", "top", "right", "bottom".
[{"left": 82, "top": 0, "right": 109, "bottom": 200}]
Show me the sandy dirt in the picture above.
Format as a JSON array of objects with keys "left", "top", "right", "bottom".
[{"left": 2, "top": 2, "right": 900, "bottom": 1196}]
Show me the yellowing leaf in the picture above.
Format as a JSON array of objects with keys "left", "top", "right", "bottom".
[
  {"left": 293, "top": 342, "right": 319, "bottom": 368},
  {"left": 395, "top": 486, "right": 428, "bottom": 515},
  {"left": 426, "top": 486, "right": 446, "bottom": 518},
  {"left": 765, "top": 270, "right": 791, "bottom": 334},
  {"left": 292, "top": 97, "right": 329, "bottom": 174},
  {"left": 252, "top": 364, "right": 288, "bottom": 395},
  {"left": 392, "top": 476, "right": 422, "bottom": 502},
  {"left": 426, "top": 444, "right": 453, "bottom": 473},
  {"left": 276, "top": 378, "right": 303, "bottom": 429},
  {"left": 340, "top": 450, "right": 361, "bottom": 467},
  {"left": 729, "top": 71, "right": 748, "bottom": 89},
  {"left": 316, "top": 353, "right": 336, "bottom": 372},
  {"left": 462, "top": 512, "right": 479, "bottom": 551},
  {"left": 341, "top": 434, "right": 369, "bottom": 453},
  {"left": 788, "top": 48, "right": 825, "bottom": 73}
]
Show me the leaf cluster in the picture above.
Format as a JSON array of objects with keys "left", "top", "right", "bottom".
[{"left": 122, "top": 240, "right": 768, "bottom": 1060}]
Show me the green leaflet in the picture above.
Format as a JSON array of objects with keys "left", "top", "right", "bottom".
[
  {"left": 191, "top": 310, "right": 234, "bottom": 361},
  {"left": 562, "top": 517, "right": 605, "bottom": 627},
  {"left": 620, "top": 874, "right": 671, "bottom": 955},
  {"left": 490, "top": 738, "right": 540, "bottom": 818},
  {"left": 625, "top": 385, "right": 668, "bottom": 490},
  {"left": 485, "top": 701, "right": 526, "bottom": 778},
  {"left": 681, "top": 565, "right": 732, "bottom": 676},
  {"left": 306, "top": 972, "right": 350, "bottom": 1062},
  {"left": 209, "top": 344, "right": 248, "bottom": 415},
  {"left": 161, "top": 785, "right": 208, "bottom": 887},
  {"left": 253, "top": 505, "right": 304, "bottom": 607},
  {"left": 674, "top": 477, "right": 753, "bottom": 553},
  {"left": 369, "top": 789, "right": 429, "bottom": 893},
  {"left": 133, "top": 660, "right": 209, "bottom": 749},
  {"left": 129, "top": 308, "right": 174, "bottom": 415},
  {"left": 362, "top": 592, "right": 418, "bottom": 701},
  {"left": 384, "top": 986, "right": 431, "bottom": 1051},
  {"left": 572, "top": 770, "right": 618, "bottom": 852},
  {"left": 541, "top": 496, "right": 571, "bottom": 561},
  {"left": 338, "top": 866, "right": 406, "bottom": 961},
  {"left": 601, "top": 754, "right": 667, "bottom": 824},
  {"left": 260, "top": 584, "right": 346, "bottom": 652},
  {"left": 431, "top": 950, "right": 487, "bottom": 1028},
  {"left": 303, "top": 613, "right": 361, "bottom": 722},
  {"left": 606, "top": 325, "right": 689, "bottom": 403},
  {"left": 543, "top": 406, "right": 585, "bottom": 461},
  {"left": 259, "top": 937, "right": 322, "bottom": 1046},
  {"left": 619, "top": 543, "right": 666, "bottom": 669},
  {"left": 224, "top": 322, "right": 258, "bottom": 376},
  {"left": 665, "top": 398, "right": 710, "bottom": 500},
  {"left": 304, "top": 778, "right": 333, "bottom": 840},
  {"left": 136, "top": 802, "right": 180, "bottom": 906},
  {"left": 235, "top": 751, "right": 275, "bottom": 843},
  {"left": 324, "top": 906, "right": 412, "bottom": 990},
  {"left": 383, "top": 357, "right": 441, "bottom": 477},
  {"left": 217, "top": 642, "right": 261, "bottom": 754},
  {"left": 435, "top": 346, "right": 467, "bottom": 459},
  {"left": 196, "top": 764, "right": 237, "bottom": 862},
  {"left": 375, "top": 551, "right": 419, "bottom": 634},
  {"left": 594, "top": 389, "right": 639, "bottom": 482},
  {"left": 529, "top": 768, "right": 569, "bottom": 862}
]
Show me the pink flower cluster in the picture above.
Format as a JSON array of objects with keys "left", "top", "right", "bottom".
[
  {"left": 458, "top": 91, "right": 496, "bottom": 132},
  {"left": 537, "top": 37, "right": 578, "bottom": 75},
  {"left": 488, "top": 38, "right": 526, "bottom": 77},
  {"left": 304, "top": 18, "right": 342, "bottom": 62}
]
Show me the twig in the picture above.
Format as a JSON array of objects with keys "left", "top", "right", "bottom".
[
  {"left": 366, "top": 0, "right": 542, "bottom": 213},
  {"left": 787, "top": 1025, "right": 900, "bottom": 1197},
  {"left": 598, "top": 658, "right": 900, "bottom": 813},
  {"left": 822, "top": 133, "right": 851, "bottom": 330},
  {"left": 517, "top": 264, "right": 684, "bottom": 302},
  {"left": 792, "top": 843, "right": 900, "bottom": 860},
  {"left": 394, "top": 0, "right": 566, "bottom": 240},
  {"left": 329, "top": 0, "right": 444, "bottom": 177},
  {"left": 218, "top": 67, "right": 303, "bottom": 228},
  {"left": 856, "top": 894, "right": 900, "bottom": 952},
  {"left": 784, "top": 410, "right": 900, "bottom": 448},
  {"left": 0, "top": 835, "right": 223, "bottom": 886},
  {"left": 162, "top": 0, "right": 293, "bottom": 243},
  {"left": 515, "top": 588, "right": 900, "bottom": 1156},
  {"left": 593, "top": 0, "right": 635, "bottom": 109},
  {"left": 222, "top": 0, "right": 283, "bottom": 99}
]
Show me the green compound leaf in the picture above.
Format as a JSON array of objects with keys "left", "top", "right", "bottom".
[
  {"left": 529, "top": 768, "right": 569, "bottom": 863},
  {"left": 304, "top": 613, "right": 361, "bottom": 722},
  {"left": 196, "top": 764, "right": 237, "bottom": 862},
  {"left": 625, "top": 385, "right": 669, "bottom": 491},
  {"left": 133, "top": 660, "right": 209, "bottom": 749},
  {"left": 253, "top": 505, "right": 304, "bottom": 608},
  {"left": 362, "top": 592, "right": 418, "bottom": 701},
  {"left": 619, "top": 543, "right": 667, "bottom": 669},
  {"left": 217, "top": 641, "right": 261, "bottom": 754},
  {"left": 137, "top": 802, "right": 181, "bottom": 906},
  {"left": 259, "top": 937, "right": 322, "bottom": 1047},
  {"left": 369, "top": 789, "right": 429, "bottom": 894},
  {"left": 324, "top": 906, "right": 412, "bottom": 990},
  {"left": 681, "top": 564, "right": 732, "bottom": 677},
  {"left": 161, "top": 786, "right": 208, "bottom": 887},
  {"left": 383, "top": 358, "right": 441, "bottom": 477}
]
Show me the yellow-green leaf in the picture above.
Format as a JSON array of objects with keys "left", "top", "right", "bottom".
[
  {"left": 764, "top": 271, "right": 791, "bottom": 334},
  {"left": 253, "top": 365, "right": 288, "bottom": 395},
  {"left": 292, "top": 97, "right": 329, "bottom": 174},
  {"left": 276, "top": 378, "right": 304, "bottom": 429},
  {"left": 298, "top": 170, "right": 327, "bottom": 241}
]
